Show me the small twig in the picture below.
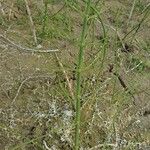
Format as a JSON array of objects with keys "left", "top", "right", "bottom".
[
  {"left": 126, "top": 61, "right": 142, "bottom": 73},
  {"left": 11, "top": 74, "right": 55, "bottom": 104},
  {"left": 104, "top": 24, "right": 126, "bottom": 50},
  {"left": 108, "top": 65, "right": 136, "bottom": 104},
  {"left": 55, "top": 53, "right": 75, "bottom": 99},
  {"left": 43, "top": 140, "right": 51, "bottom": 150},
  {"left": 11, "top": 77, "right": 29, "bottom": 104},
  {"left": 24, "top": 0, "right": 38, "bottom": 46},
  {"left": 113, "top": 72, "right": 128, "bottom": 90},
  {"left": 0, "top": 34, "right": 59, "bottom": 52},
  {"left": 127, "top": 0, "right": 137, "bottom": 26},
  {"left": 8, "top": 2, "right": 13, "bottom": 21},
  {"left": 113, "top": 72, "right": 136, "bottom": 104}
]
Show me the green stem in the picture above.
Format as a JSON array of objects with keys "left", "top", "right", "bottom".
[{"left": 75, "top": 0, "right": 91, "bottom": 150}]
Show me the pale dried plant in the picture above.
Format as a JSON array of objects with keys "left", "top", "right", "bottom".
[
  {"left": 24, "top": 0, "right": 38, "bottom": 46},
  {"left": 0, "top": 2, "right": 6, "bottom": 16}
]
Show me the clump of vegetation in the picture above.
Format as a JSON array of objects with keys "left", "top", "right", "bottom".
[{"left": 0, "top": 0, "right": 150, "bottom": 149}]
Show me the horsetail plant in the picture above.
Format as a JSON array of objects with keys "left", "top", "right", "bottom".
[{"left": 75, "top": 0, "right": 91, "bottom": 149}]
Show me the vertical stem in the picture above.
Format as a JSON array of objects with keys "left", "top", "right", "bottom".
[
  {"left": 24, "top": 0, "right": 38, "bottom": 46},
  {"left": 75, "top": 0, "right": 91, "bottom": 150},
  {"left": 127, "top": 0, "right": 137, "bottom": 26}
]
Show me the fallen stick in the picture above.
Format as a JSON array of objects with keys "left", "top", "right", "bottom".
[{"left": 0, "top": 34, "right": 59, "bottom": 52}]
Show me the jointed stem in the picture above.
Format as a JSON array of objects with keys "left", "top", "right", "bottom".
[{"left": 75, "top": 0, "right": 91, "bottom": 150}]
